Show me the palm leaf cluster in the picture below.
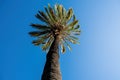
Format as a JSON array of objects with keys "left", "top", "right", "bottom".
[{"left": 29, "top": 4, "right": 81, "bottom": 53}]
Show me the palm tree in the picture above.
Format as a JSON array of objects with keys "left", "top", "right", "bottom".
[{"left": 29, "top": 4, "right": 80, "bottom": 80}]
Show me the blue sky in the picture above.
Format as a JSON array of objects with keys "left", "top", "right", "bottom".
[{"left": 0, "top": 0, "right": 120, "bottom": 80}]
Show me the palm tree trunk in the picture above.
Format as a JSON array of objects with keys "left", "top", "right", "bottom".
[{"left": 41, "top": 35, "right": 62, "bottom": 80}]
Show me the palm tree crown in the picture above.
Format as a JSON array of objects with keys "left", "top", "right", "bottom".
[{"left": 29, "top": 4, "right": 80, "bottom": 53}]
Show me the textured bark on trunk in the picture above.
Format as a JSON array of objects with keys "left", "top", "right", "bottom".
[{"left": 41, "top": 35, "right": 62, "bottom": 80}]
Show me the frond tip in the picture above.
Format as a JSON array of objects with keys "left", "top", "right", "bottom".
[{"left": 29, "top": 4, "right": 81, "bottom": 53}]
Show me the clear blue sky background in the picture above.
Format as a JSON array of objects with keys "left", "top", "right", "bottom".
[{"left": 0, "top": 0, "right": 120, "bottom": 80}]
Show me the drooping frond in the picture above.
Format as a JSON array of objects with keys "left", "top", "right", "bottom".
[
  {"left": 61, "top": 41, "right": 66, "bottom": 53},
  {"left": 32, "top": 33, "right": 52, "bottom": 46},
  {"left": 29, "top": 4, "right": 81, "bottom": 53},
  {"left": 65, "top": 36, "right": 80, "bottom": 44},
  {"left": 42, "top": 35, "right": 54, "bottom": 51}
]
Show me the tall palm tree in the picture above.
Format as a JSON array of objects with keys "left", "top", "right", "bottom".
[{"left": 29, "top": 4, "right": 80, "bottom": 80}]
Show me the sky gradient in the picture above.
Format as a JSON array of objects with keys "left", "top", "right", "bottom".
[{"left": 0, "top": 0, "right": 120, "bottom": 80}]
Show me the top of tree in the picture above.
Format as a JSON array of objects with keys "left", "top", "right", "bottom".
[{"left": 29, "top": 4, "right": 81, "bottom": 53}]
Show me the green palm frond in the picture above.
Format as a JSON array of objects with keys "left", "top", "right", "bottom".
[
  {"left": 61, "top": 42, "right": 66, "bottom": 53},
  {"left": 73, "top": 15, "right": 76, "bottom": 21},
  {"left": 30, "top": 24, "right": 50, "bottom": 30},
  {"left": 57, "top": 5, "right": 63, "bottom": 19},
  {"left": 65, "top": 8, "right": 73, "bottom": 23},
  {"left": 44, "top": 7, "right": 53, "bottom": 24},
  {"left": 29, "top": 30, "right": 50, "bottom": 37},
  {"left": 54, "top": 4, "right": 59, "bottom": 18},
  {"left": 42, "top": 35, "right": 54, "bottom": 50},
  {"left": 66, "top": 36, "right": 80, "bottom": 44},
  {"left": 67, "top": 20, "right": 78, "bottom": 30},
  {"left": 62, "top": 8, "right": 66, "bottom": 18},
  {"left": 32, "top": 39, "right": 43, "bottom": 46},
  {"left": 38, "top": 11, "right": 48, "bottom": 21},
  {"left": 29, "top": 4, "right": 81, "bottom": 53},
  {"left": 35, "top": 14, "right": 49, "bottom": 24},
  {"left": 72, "top": 29, "right": 81, "bottom": 35},
  {"left": 32, "top": 33, "right": 51, "bottom": 46},
  {"left": 69, "top": 35, "right": 79, "bottom": 40},
  {"left": 64, "top": 39, "right": 72, "bottom": 51},
  {"left": 74, "top": 25, "right": 80, "bottom": 29},
  {"left": 48, "top": 4, "right": 56, "bottom": 22}
]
